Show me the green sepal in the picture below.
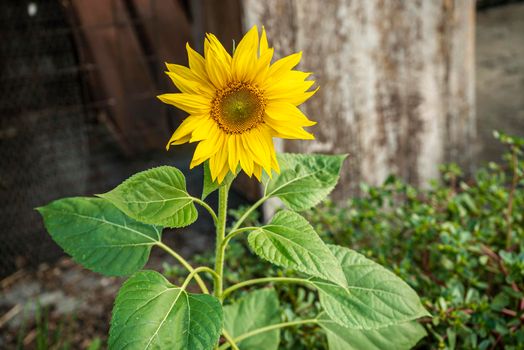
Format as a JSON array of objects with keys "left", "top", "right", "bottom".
[{"left": 202, "top": 161, "right": 237, "bottom": 200}]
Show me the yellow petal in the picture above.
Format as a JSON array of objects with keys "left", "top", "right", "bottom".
[
  {"left": 209, "top": 157, "right": 219, "bottom": 181},
  {"left": 190, "top": 119, "right": 218, "bottom": 142},
  {"left": 186, "top": 43, "right": 208, "bottom": 81},
  {"left": 270, "top": 146, "right": 280, "bottom": 174},
  {"left": 238, "top": 135, "right": 254, "bottom": 176},
  {"left": 253, "top": 164, "right": 263, "bottom": 181},
  {"left": 265, "top": 102, "right": 316, "bottom": 127},
  {"left": 217, "top": 161, "right": 231, "bottom": 183},
  {"left": 268, "top": 123, "right": 315, "bottom": 140},
  {"left": 209, "top": 133, "right": 226, "bottom": 181},
  {"left": 227, "top": 135, "right": 240, "bottom": 171},
  {"left": 268, "top": 70, "right": 312, "bottom": 84},
  {"left": 166, "top": 134, "right": 190, "bottom": 150},
  {"left": 216, "top": 135, "right": 228, "bottom": 171},
  {"left": 165, "top": 71, "right": 201, "bottom": 94},
  {"left": 245, "top": 128, "right": 272, "bottom": 173},
  {"left": 165, "top": 63, "right": 214, "bottom": 96},
  {"left": 253, "top": 48, "right": 274, "bottom": 86},
  {"left": 166, "top": 114, "right": 208, "bottom": 149},
  {"left": 259, "top": 26, "right": 269, "bottom": 56},
  {"left": 240, "top": 130, "right": 259, "bottom": 162},
  {"left": 257, "top": 127, "right": 276, "bottom": 175},
  {"left": 264, "top": 73, "right": 315, "bottom": 99},
  {"left": 232, "top": 26, "right": 259, "bottom": 82},
  {"left": 267, "top": 51, "right": 302, "bottom": 78},
  {"left": 286, "top": 87, "right": 319, "bottom": 106},
  {"left": 204, "top": 37, "right": 232, "bottom": 89},
  {"left": 191, "top": 137, "right": 220, "bottom": 168},
  {"left": 266, "top": 86, "right": 316, "bottom": 106},
  {"left": 157, "top": 93, "right": 210, "bottom": 114},
  {"left": 166, "top": 62, "right": 193, "bottom": 80},
  {"left": 206, "top": 33, "right": 232, "bottom": 65}
]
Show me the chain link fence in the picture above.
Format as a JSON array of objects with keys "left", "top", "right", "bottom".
[
  {"left": 0, "top": 0, "right": 198, "bottom": 277},
  {"left": 0, "top": 0, "right": 252, "bottom": 278}
]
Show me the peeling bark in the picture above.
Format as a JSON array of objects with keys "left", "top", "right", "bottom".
[{"left": 243, "top": 0, "right": 476, "bottom": 198}]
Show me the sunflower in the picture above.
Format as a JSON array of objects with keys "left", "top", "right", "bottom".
[{"left": 158, "top": 25, "right": 317, "bottom": 183}]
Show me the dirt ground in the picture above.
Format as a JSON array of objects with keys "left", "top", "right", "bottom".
[
  {"left": 0, "top": 231, "right": 213, "bottom": 350},
  {"left": 0, "top": 257, "right": 122, "bottom": 349}
]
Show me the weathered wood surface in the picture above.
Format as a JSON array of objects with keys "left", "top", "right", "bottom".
[
  {"left": 69, "top": 0, "right": 192, "bottom": 154},
  {"left": 191, "top": 0, "right": 244, "bottom": 51},
  {"left": 243, "top": 0, "right": 476, "bottom": 198}
]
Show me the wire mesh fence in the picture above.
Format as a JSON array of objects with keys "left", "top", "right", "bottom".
[{"left": 0, "top": 0, "right": 201, "bottom": 277}]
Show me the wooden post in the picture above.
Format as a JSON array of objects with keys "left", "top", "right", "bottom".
[{"left": 243, "top": 0, "right": 476, "bottom": 198}]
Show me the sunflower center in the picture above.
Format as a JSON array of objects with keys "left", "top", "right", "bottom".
[{"left": 211, "top": 82, "right": 265, "bottom": 134}]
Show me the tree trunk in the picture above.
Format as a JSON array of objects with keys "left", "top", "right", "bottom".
[{"left": 243, "top": 0, "right": 476, "bottom": 198}]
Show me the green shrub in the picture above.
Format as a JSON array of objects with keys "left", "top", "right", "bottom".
[
  {"left": 308, "top": 131, "right": 524, "bottom": 349},
  {"left": 169, "top": 131, "right": 523, "bottom": 349}
]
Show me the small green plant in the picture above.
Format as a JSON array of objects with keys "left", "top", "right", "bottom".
[
  {"left": 14, "top": 303, "right": 75, "bottom": 350},
  {"left": 37, "top": 26, "right": 428, "bottom": 349}
]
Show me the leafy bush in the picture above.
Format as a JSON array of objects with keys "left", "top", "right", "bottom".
[
  {"left": 308, "top": 132, "right": 524, "bottom": 349},
  {"left": 178, "top": 132, "right": 523, "bottom": 349}
]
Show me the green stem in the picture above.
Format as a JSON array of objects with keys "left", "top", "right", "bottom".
[
  {"left": 181, "top": 266, "right": 219, "bottom": 291},
  {"left": 221, "top": 330, "right": 239, "bottom": 350},
  {"left": 222, "top": 277, "right": 314, "bottom": 300},
  {"left": 156, "top": 241, "right": 209, "bottom": 294},
  {"left": 505, "top": 150, "right": 519, "bottom": 250},
  {"left": 214, "top": 183, "right": 230, "bottom": 299},
  {"left": 192, "top": 197, "right": 218, "bottom": 224},
  {"left": 218, "top": 319, "right": 319, "bottom": 350},
  {"left": 220, "top": 226, "right": 258, "bottom": 251},
  {"left": 229, "top": 195, "right": 268, "bottom": 232}
]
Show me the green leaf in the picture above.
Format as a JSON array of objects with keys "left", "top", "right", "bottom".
[
  {"left": 313, "top": 245, "right": 429, "bottom": 330},
  {"left": 318, "top": 313, "right": 426, "bottom": 350},
  {"left": 202, "top": 161, "right": 219, "bottom": 200},
  {"left": 248, "top": 211, "right": 347, "bottom": 287},
  {"left": 264, "top": 153, "right": 346, "bottom": 211},
  {"left": 98, "top": 166, "right": 197, "bottom": 228},
  {"left": 224, "top": 289, "right": 280, "bottom": 350},
  {"left": 36, "top": 197, "right": 161, "bottom": 276},
  {"left": 202, "top": 161, "right": 236, "bottom": 200},
  {"left": 109, "top": 270, "right": 222, "bottom": 350}
]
